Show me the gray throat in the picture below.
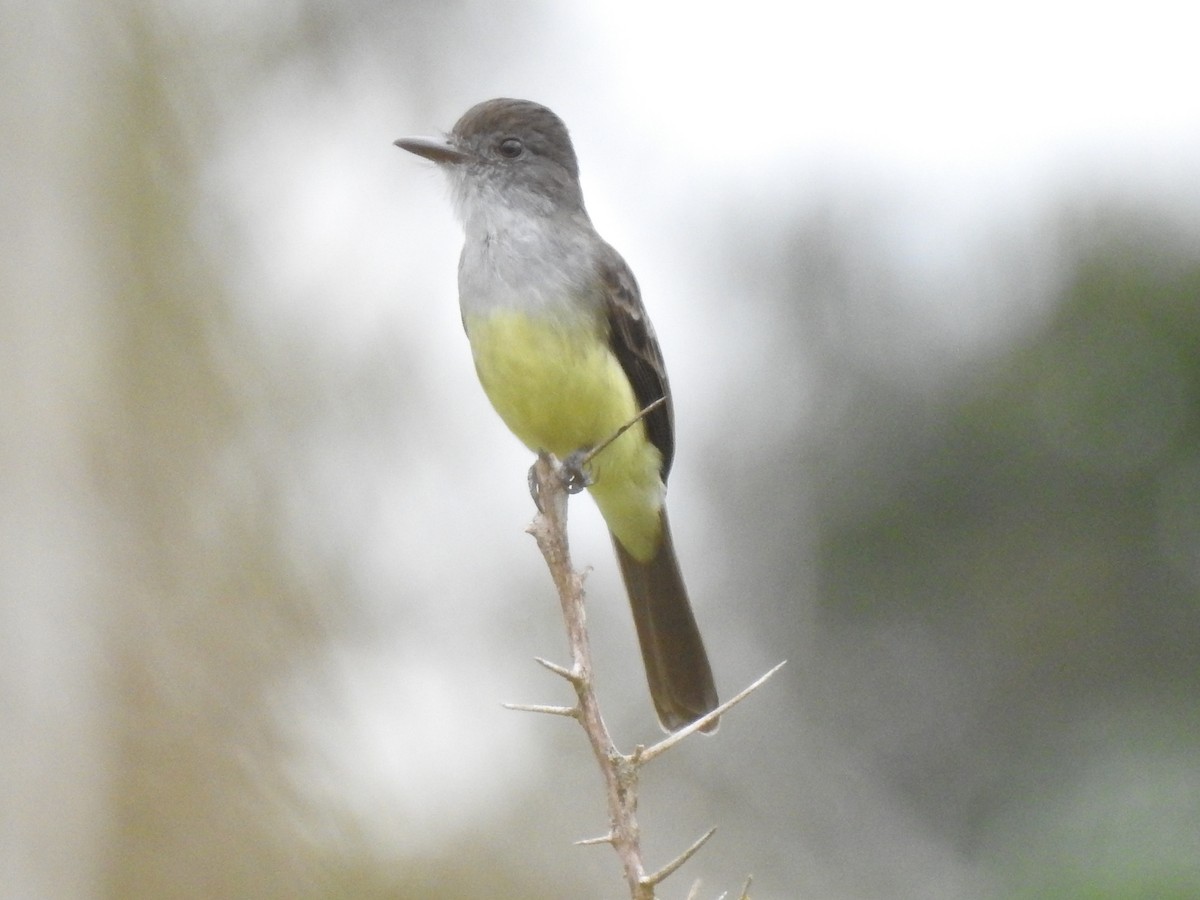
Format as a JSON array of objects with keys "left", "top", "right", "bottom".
[{"left": 455, "top": 188, "right": 607, "bottom": 323}]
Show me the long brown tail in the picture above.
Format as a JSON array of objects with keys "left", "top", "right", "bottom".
[{"left": 612, "top": 510, "right": 719, "bottom": 732}]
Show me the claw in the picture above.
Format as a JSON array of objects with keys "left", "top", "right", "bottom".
[{"left": 560, "top": 450, "right": 594, "bottom": 494}]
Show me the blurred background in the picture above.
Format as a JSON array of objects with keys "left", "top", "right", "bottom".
[{"left": 4, "top": 1, "right": 1199, "bottom": 897}]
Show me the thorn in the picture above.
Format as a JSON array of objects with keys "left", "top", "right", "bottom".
[
  {"left": 502, "top": 702, "right": 579, "bottom": 718},
  {"left": 641, "top": 826, "right": 717, "bottom": 888},
  {"left": 573, "top": 832, "right": 615, "bottom": 847},
  {"left": 579, "top": 396, "right": 666, "bottom": 470},
  {"left": 533, "top": 656, "right": 579, "bottom": 683},
  {"left": 639, "top": 660, "right": 787, "bottom": 764}
]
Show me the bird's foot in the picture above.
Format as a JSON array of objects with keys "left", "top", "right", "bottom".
[
  {"left": 527, "top": 460, "right": 545, "bottom": 512},
  {"left": 560, "top": 450, "right": 593, "bottom": 494}
]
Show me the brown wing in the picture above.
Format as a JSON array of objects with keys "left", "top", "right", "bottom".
[{"left": 599, "top": 245, "right": 675, "bottom": 481}]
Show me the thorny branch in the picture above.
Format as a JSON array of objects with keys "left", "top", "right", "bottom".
[{"left": 511, "top": 451, "right": 784, "bottom": 898}]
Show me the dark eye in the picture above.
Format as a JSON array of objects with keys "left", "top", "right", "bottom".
[{"left": 498, "top": 138, "right": 524, "bottom": 158}]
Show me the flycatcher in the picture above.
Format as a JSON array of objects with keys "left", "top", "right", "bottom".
[{"left": 395, "top": 98, "right": 719, "bottom": 732}]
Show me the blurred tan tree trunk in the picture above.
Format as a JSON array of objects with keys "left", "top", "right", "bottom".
[
  {"left": 2, "top": 4, "right": 324, "bottom": 898},
  {"left": 1, "top": 4, "right": 113, "bottom": 895}
]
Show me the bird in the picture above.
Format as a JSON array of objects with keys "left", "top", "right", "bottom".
[{"left": 395, "top": 99, "right": 719, "bottom": 732}]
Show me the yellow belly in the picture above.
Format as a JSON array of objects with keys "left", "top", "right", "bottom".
[{"left": 465, "top": 310, "right": 665, "bottom": 560}]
